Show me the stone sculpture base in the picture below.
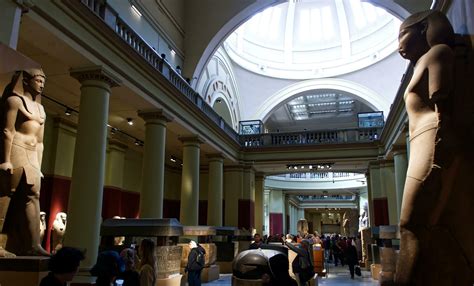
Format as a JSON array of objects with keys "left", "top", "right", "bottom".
[
  {"left": 157, "top": 273, "right": 182, "bottom": 286},
  {"left": 216, "top": 261, "right": 233, "bottom": 274},
  {"left": 371, "top": 264, "right": 381, "bottom": 280},
  {"left": 232, "top": 276, "right": 262, "bottom": 286},
  {"left": 180, "top": 264, "right": 219, "bottom": 285},
  {"left": 0, "top": 256, "right": 49, "bottom": 286}
]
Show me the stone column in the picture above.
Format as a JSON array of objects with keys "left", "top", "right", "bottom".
[
  {"left": 0, "top": 1, "right": 28, "bottom": 49},
  {"left": 284, "top": 195, "right": 290, "bottom": 234},
  {"left": 105, "top": 140, "right": 127, "bottom": 189},
  {"left": 179, "top": 136, "right": 203, "bottom": 226},
  {"left": 224, "top": 165, "right": 243, "bottom": 227},
  {"left": 254, "top": 173, "right": 265, "bottom": 234},
  {"left": 241, "top": 165, "right": 255, "bottom": 229},
  {"left": 207, "top": 154, "right": 224, "bottom": 226},
  {"left": 65, "top": 66, "right": 120, "bottom": 269},
  {"left": 138, "top": 110, "right": 172, "bottom": 218},
  {"left": 393, "top": 149, "right": 408, "bottom": 221}
]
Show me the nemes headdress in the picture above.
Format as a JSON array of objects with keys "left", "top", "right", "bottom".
[
  {"left": 11, "top": 68, "right": 46, "bottom": 97},
  {"left": 401, "top": 10, "right": 455, "bottom": 47}
]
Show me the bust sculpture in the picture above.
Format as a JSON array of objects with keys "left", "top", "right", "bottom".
[
  {"left": 0, "top": 68, "right": 49, "bottom": 256},
  {"left": 51, "top": 212, "right": 67, "bottom": 253},
  {"left": 39, "top": 211, "right": 46, "bottom": 244},
  {"left": 395, "top": 10, "right": 474, "bottom": 285}
]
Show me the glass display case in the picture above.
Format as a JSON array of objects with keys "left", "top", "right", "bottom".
[{"left": 239, "top": 120, "right": 264, "bottom": 135}]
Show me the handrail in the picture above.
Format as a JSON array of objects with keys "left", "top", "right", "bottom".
[
  {"left": 78, "top": 0, "right": 382, "bottom": 149},
  {"left": 79, "top": 0, "right": 240, "bottom": 142},
  {"left": 240, "top": 127, "right": 382, "bottom": 148}
]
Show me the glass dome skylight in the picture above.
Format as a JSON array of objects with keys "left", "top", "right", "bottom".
[{"left": 224, "top": 0, "right": 401, "bottom": 79}]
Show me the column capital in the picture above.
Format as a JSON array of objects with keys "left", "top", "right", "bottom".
[
  {"left": 206, "top": 153, "right": 225, "bottom": 162},
  {"left": 392, "top": 146, "right": 407, "bottom": 156},
  {"left": 108, "top": 139, "right": 128, "bottom": 153},
  {"left": 179, "top": 135, "right": 205, "bottom": 146},
  {"left": 70, "top": 66, "right": 121, "bottom": 87},
  {"left": 255, "top": 172, "right": 265, "bottom": 181},
  {"left": 138, "top": 109, "right": 173, "bottom": 124}
]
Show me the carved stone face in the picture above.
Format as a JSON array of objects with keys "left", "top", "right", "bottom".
[
  {"left": 398, "top": 25, "right": 426, "bottom": 62},
  {"left": 24, "top": 75, "right": 45, "bottom": 95}
]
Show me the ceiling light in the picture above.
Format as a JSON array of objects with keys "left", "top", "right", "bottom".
[
  {"left": 110, "top": 127, "right": 117, "bottom": 135},
  {"left": 170, "top": 156, "right": 177, "bottom": 163},
  {"left": 170, "top": 49, "right": 176, "bottom": 56},
  {"left": 127, "top": 118, "right": 134, "bottom": 126},
  {"left": 131, "top": 5, "right": 142, "bottom": 17},
  {"left": 65, "top": 107, "right": 73, "bottom": 116},
  {"left": 134, "top": 139, "right": 141, "bottom": 146}
]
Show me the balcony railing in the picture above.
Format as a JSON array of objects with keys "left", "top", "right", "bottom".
[
  {"left": 297, "top": 195, "right": 356, "bottom": 201},
  {"left": 78, "top": 0, "right": 381, "bottom": 148},
  {"left": 240, "top": 127, "right": 381, "bottom": 147}
]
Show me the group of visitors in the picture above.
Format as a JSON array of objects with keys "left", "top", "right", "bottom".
[{"left": 39, "top": 239, "right": 206, "bottom": 286}]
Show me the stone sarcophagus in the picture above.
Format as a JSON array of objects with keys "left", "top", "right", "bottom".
[{"left": 100, "top": 218, "right": 184, "bottom": 278}]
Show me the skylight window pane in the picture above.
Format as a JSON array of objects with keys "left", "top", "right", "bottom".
[
  {"left": 299, "top": 9, "right": 311, "bottom": 41},
  {"left": 310, "top": 8, "right": 322, "bottom": 41},
  {"left": 321, "top": 6, "right": 334, "bottom": 40},
  {"left": 259, "top": 9, "right": 273, "bottom": 36},
  {"left": 350, "top": 0, "right": 366, "bottom": 29},
  {"left": 362, "top": 3, "right": 376, "bottom": 23},
  {"left": 268, "top": 7, "right": 282, "bottom": 40}
]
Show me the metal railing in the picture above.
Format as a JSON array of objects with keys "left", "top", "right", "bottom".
[
  {"left": 240, "top": 127, "right": 381, "bottom": 147},
  {"left": 78, "top": 0, "right": 382, "bottom": 149}
]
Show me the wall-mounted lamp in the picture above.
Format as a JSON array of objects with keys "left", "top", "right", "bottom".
[{"left": 131, "top": 5, "right": 142, "bottom": 17}]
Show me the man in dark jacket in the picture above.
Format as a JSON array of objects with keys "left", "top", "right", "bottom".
[{"left": 186, "top": 240, "right": 206, "bottom": 286}]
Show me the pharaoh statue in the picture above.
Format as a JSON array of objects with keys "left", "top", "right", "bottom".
[
  {"left": 51, "top": 212, "right": 67, "bottom": 253},
  {"left": 395, "top": 10, "right": 474, "bottom": 285},
  {"left": 0, "top": 68, "right": 49, "bottom": 256},
  {"left": 39, "top": 211, "right": 46, "bottom": 244},
  {"left": 296, "top": 219, "right": 309, "bottom": 237},
  {"left": 358, "top": 202, "right": 368, "bottom": 231}
]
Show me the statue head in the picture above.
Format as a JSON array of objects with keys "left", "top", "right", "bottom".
[{"left": 399, "top": 10, "right": 455, "bottom": 62}]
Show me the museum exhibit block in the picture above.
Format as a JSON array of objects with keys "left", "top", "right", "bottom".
[
  {"left": 213, "top": 226, "right": 238, "bottom": 274},
  {"left": 100, "top": 218, "right": 183, "bottom": 286},
  {"left": 0, "top": 256, "right": 49, "bottom": 286},
  {"left": 378, "top": 225, "right": 399, "bottom": 284}
]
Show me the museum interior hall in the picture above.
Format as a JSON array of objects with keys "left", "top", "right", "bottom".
[{"left": 0, "top": 0, "right": 473, "bottom": 285}]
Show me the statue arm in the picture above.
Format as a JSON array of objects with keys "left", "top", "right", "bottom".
[
  {"left": 427, "top": 45, "right": 454, "bottom": 103},
  {"left": 36, "top": 109, "right": 45, "bottom": 175},
  {"left": 0, "top": 97, "right": 21, "bottom": 171}
]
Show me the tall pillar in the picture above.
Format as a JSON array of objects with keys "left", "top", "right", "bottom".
[
  {"left": 0, "top": 1, "right": 27, "bottom": 49},
  {"left": 284, "top": 195, "right": 290, "bottom": 234},
  {"left": 179, "top": 136, "right": 203, "bottom": 226},
  {"left": 298, "top": 208, "right": 305, "bottom": 221},
  {"left": 207, "top": 154, "right": 224, "bottom": 226},
  {"left": 366, "top": 171, "right": 373, "bottom": 227},
  {"left": 105, "top": 140, "right": 127, "bottom": 189},
  {"left": 393, "top": 149, "right": 408, "bottom": 221},
  {"left": 263, "top": 190, "right": 270, "bottom": 236},
  {"left": 65, "top": 66, "right": 120, "bottom": 269},
  {"left": 240, "top": 165, "right": 255, "bottom": 229},
  {"left": 224, "top": 165, "right": 243, "bottom": 227},
  {"left": 269, "top": 190, "right": 284, "bottom": 235},
  {"left": 254, "top": 173, "right": 265, "bottom": 234},
  {"left": 138, "top": 110, "right": 172, "bottom": 218}
]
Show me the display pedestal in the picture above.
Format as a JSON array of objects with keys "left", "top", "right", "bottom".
[
  {"left": 216, "top": 261, "right": 233, "bottom": 274},
  {"left": 0, "top": 256, "right": 49, "bottom": 286},
  {"left": 232, "top": 276, "right": 262, "bottom": 286},
  {"left": 371, "top": 264, "right": 381, "bottom": 280},
  {"left": 157, "top": 273, "right": 182, "bottom": 286}
]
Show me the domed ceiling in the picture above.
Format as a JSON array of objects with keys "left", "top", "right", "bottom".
[{"left": 223, "top": 0, "right": 401, "bottom": 79}]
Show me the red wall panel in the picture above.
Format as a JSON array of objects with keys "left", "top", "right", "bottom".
[
  {"left": 373, "top": 197, "right": 389, "bottom": 226},
  {"left": 269, "top": 213, "right": 283, "bottom": 235}
]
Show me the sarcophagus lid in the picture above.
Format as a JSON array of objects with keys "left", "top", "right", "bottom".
[
  {"left": 215, "top": 226, "right": 238, "bottom": 236},
  {"left": 100, "top": 218, "right": 183, "bottom": 237},
  {"left": 183, "top": 226, "right": 216, "bottom": 236}
]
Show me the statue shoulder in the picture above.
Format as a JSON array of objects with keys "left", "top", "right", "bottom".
[
  {"left": 426, "top": 44, "right": 454, "bottom": 62},
  {"left": 4, "top": 95, "right": 23, "bottom": 108}
]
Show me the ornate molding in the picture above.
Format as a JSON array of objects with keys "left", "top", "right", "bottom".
[
  {"left": 70, "top": 66, "right": 121, "bottom": 87},
  {"left": 178, "top": 135, "right": 205, "bottom": 145},
  {"left": 138, "top": 108, "right": 173, "bottom": 123}
]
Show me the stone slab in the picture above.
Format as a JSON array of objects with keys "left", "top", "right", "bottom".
[
  {"left": 0, "top": 256, "right": 50, "bottom": 286},
  {"left": 216, "top": 261, "right": 233, "bottom": 274},
  {"left": 101, "top": 218, "right": 183, "bottom": 237}
]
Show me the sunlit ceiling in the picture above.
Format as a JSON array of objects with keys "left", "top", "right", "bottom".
[{"left": 224, "top": 0, "right": 401, "bottom": 79}]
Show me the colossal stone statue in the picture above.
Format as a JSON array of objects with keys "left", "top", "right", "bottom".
[
  {"left": 395, "top": 10, "right": 474, "bottom": 285},
  {"left": 0, "top": 68, "right": 49, "bottom": 256}
]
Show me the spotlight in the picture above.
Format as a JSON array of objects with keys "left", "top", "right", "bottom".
[
  {"left": 170, "top": 156, "right": 177, "bottom": 163},
  {"left": 110, "top": 127, "right": 118, "bottom": 135},
  {"left": 309, "top": 165, "right": 313, "bottom": 170},
  {"left": 65, "top": 107, "right": 73, "bottom": 116},
  {"left": 134, "top": 139, "right": 140, "bottom": 146},
  {"left": 215, "top": 98, "right": 222, "bottom": 103},
  {"left": 293, "top": 166, "right": 297, "bottom": 170},
  {"left": 127, "top": 118, "right": 134, "bottom": 126}
]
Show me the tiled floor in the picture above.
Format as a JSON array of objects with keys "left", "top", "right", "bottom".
[{"left": 203, "top": 264, "right": 378, "bottom": 285}]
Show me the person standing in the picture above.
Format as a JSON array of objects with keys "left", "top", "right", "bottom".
[
  {"left": 40, "top": 247, "right": 84, "bottom": 286},
  {"left": 249, "top": 233, "right": 264, "bottom": 249},
  {"left": 186, "top": 240, "right": 205, "bottom": 286},
  {"left": 138, "top": 239, "right": 157, "bottom": 286},
  {"left": 345, "top": 240, "right": 358, "bottom": 279}
]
